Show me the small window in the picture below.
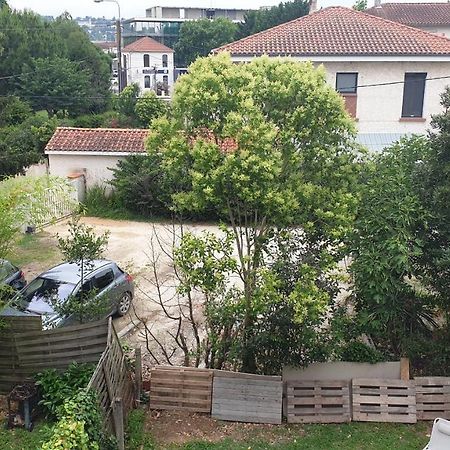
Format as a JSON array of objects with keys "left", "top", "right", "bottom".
[
  {"left": 162, "top": 54, "right": 168, "bottom": 68},
  {"left": 144, "top": 75, "right": 151, "bottom": 88},
  {"left": 336, "top": 73, "right": 358, "bottom": 94},
  {"left": 93, "top": 269, "right": 114, "bottom": 291},
  {"left": 206, "top": 9, "right": 215, "bottom": 19},
  {"left": 143, "top": 54, "right": 150, "bottom": 67},
  {"left": 402, "top": 73, "right": 427, "bottom": 118}
]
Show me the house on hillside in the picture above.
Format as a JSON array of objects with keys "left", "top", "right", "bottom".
[
  {"left": 214, "top": 6, "right": 450, "bottom": 151},
  {"left": 122, "top": 36, "right": 174, "bottom": 97},
  {"left": 366, "top": 2, "right": 450, "bottom": 38},
  {"left": 45, "top": 127, "right": 149, "bottom": 190}
]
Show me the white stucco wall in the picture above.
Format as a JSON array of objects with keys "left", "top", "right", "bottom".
[
  {"left": 47, "top": 153, "right": 128, "bottom": 190},
  {"left": 123, "top": 51, "right": 174, "bottom": 95},
  {"left": 419, "top": 25, "right": 450, "bottom": 38},
  {"left": 231, "top": 56, "right": 450, "bottom": 134}
]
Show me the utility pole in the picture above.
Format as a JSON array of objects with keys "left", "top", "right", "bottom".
[
  {"left": 152, "top": 65, "right": 158, "bottom": 94},
  {"left": 116, "top": 18, "right": 123, "bottom": 92}
]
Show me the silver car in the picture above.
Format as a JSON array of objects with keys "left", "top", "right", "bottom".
[{"left": 12, "top": 260, "right": 134, "bottom": 327}]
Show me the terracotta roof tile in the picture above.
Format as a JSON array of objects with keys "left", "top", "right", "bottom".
[
  {"left": 214, "top": 6, "right": 450, "bottom": 57},
  {"left": 366, "top": 3, "right": 450, "bottom": 27},
  {"left": 122, "top": 36, "right": 174, "bottom": 53},
  {"left": 45, "top": 127, "right": 149, "bottom": 153}
]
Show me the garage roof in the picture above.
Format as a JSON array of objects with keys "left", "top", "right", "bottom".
[{"left": 45, "top": 127, "right": 150, "bottom": 154}]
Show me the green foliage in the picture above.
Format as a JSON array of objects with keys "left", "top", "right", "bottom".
[
  {"left": 20, "top": 57, "right": 91, "bottom": 117},
  {"left": 135, "top": 91, "right": 168, "bottom": 127},
  {"left": 351, "top": 136, "right": 436, "bottom": 357},
  {"left": 174, "top": 18, "right": 238, "bottom": 66},
  {"left": 41, "top": 389, "right": 113, "bottom": 450},
  {"left": 353, "top": 0, "right": 368, "bottom": 11},
  {"left": 114, "top": 83, "right": 140, "bottom": 119},
  {"left": 148, "top": 54, "right": 360, "bottom": 372},
  {"left": 338, "top": 341, "right": 384, "bottom": 364},
  {"left": 35, "top": 362, "right": 95, "bottom": 419},
  {"left": 55, "top": 216, "right": 110, "bottom": 323},
  {"left": 237, "top": 0, "right": 309, "bottom": 39},
  {"left": 0, "top": 96, "right": 32, "bottom": 126},
  {"left": 0, "top": 176, "right": 75, "bottom": 259}
]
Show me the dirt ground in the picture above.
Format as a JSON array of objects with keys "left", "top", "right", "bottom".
[
  {"left": 145, "top": 410, "right": 290, "bottom": 446},
  {"left": 40, "top": 217, "right": 220, "bottom": 372}
]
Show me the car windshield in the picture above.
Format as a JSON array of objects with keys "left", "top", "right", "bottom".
[
  {"left": 18, "top": 277, "right": 76, "bottom": 314},
  {"left": 0, "top": 261, "right": 15, "bottom": 282}
]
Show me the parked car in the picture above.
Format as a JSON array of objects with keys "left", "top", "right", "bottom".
[
  {"left": 12, "top": 260, "right": 134, "bottom": 327},
  {"left": 0, "top": 259, "right": 26, "bottom": 291}
]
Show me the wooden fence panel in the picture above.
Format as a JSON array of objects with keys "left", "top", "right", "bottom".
[
  {"left": 352, "top": 378, "right": 416, "bottom": 423},
  {"left": 149, "top": 366, "right": 213, "bottom": 413},
  {"left": 0, "top": 317, "right": 107, "bottom": 393},
  {"left": 88, "top": 319, "right": 135, "bottom": 438},
  {"left": 415, "top": 377, "right": 450, "bottom": 421},
  {"left": 286, "top": 381, "right": 351, "bottom": 424},
  {"left": 212, "top": 371, "right": 282, "bottom": 424}
]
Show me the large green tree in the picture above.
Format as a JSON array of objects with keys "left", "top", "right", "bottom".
[
  {"left": 174, "top": 18, "right": 238, "bottom": 66},
  {"left": 19, "top": 57, "right": 91, "bottom": 117},
  {"left": 237, "top": 0, "right": 309, "bottom": 39},
  {"left": 148, "top": 54, "right": 361, "bottom": 372}
]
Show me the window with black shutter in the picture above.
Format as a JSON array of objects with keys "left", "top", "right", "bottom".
[{"left": 402, "top": 73, "right": 427, "bottom": 118}]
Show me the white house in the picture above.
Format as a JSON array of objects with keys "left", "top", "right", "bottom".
[
  {"left": 215, "top": 6, "right": 450, "bottom": 151},
  {"left": 45, "top": 127, "right": 149, "bottom": 190},
  {"left": 122, "top": 36, "right": 174, "bottom": 97},
  {"left": 366, "top": 2, "right": 450, "bottom": 38}
]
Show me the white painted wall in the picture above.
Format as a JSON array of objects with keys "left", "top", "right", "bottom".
[
  {"left": 418, "top": 25, "right": 450, "bottom": 38},
  {"left": 47, "top": 154, "right": 128, "bottom": 190},
  {"left": 231, "top": 56, "right": 450, "bottom": 134},
  {"left": 123, "top": 51, "right": 174, "bottom": 96}
]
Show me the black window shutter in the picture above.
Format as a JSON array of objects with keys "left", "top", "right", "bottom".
[{"left": 402, "top": 73, "right": 427, "bottom": 118}]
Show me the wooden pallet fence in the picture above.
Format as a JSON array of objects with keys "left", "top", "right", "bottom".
[
  {"left": 149, "top": 366, "right": 213, "bottom": 413},
  {"left": 352, "top": 378, "right": 416, "bottom": 423},
  {"left": 88, "top": 318, "right": 135, "bottom": 447},
  {"left": 286, "top": 380, "right": 351, "bottom": 423},
  {"left": 212, "top": 371, "right": 282, "bottom": 424},
  {"left": 415, "top": 377, "right": 450, "bottom": 421}
]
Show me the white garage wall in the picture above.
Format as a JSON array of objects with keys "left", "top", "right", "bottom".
[{"left": 47, "top": 153, "right": 129, "bottom": 190}]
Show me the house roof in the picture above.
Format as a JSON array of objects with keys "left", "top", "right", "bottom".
[
  {"left": 214, "top": 6, "right": 450, "bottom": 57},
  {"left": 365, "top": 3, "right": 450, "bottom": 27},
  {"left": 93, "top": 41, "right": 117, "bottom": 50},
  {"left": 122, "top": 36, "right": 174, "bottom": 53},
  {"left": 45, "top": 127, "right": 150, "bottom": 154}
]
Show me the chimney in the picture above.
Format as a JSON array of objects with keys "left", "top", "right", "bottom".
[
  {"left": 374, "top": 0, "right": 382, "bottom": 8},
  {"left": 309, "top": 0, "right": 317, "bottom": 13}
]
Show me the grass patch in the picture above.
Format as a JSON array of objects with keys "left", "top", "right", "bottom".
[
  {"left": 0, "top": 420, "right": 53, "bottom": 449},
  {"left": 7, "top": 232, "right": 60, "bottom": 269},
  {"left": 126, "top": 408, "right": 156, "bottom": 450}
]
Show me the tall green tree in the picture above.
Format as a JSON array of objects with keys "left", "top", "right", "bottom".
[
  {"left": 237, "top": 0, "right": 309, "bottom": 39},
  {"left": 19, "top": 57, "right": 91, "bottom": 117},
  {"left": 174, "top": 18, "right": 238, "bottom": 66},
  {"left": 148, "top": 54, "right": 360, "bottom": 372}
]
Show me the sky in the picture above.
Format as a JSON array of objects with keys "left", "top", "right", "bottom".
[{"left": 7, "top": 0, "right": 449, "bottom": 19}]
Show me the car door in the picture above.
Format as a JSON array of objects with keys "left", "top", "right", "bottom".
[{"left": 92, "top": 267, "right": 118, "bottom": 315}]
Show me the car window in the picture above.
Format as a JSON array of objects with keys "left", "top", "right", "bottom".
[
  {"left": 18, "top": 277, "right": 75, "bottom": 313},
  {"left": 0, "top": 260, "right": 16, "bottom": 281},
  {"left": 93, "top": 269, "right": 114, "bottom": 291}
]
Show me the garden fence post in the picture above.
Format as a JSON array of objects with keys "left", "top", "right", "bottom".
[
  {"left": 113, "top": 397, "right": 125, "bottom": 450},
  {"left": 400, "top": 358, "right": 410, "bottom": 380},
  {"left": 135, "top": 347, "right": 142, "bottom": 403}
]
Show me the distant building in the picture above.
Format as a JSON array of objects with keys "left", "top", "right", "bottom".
[
  {"left": 365, "top": 2, "right": 450, "bottom": 38},
  {"left": 93, "top": 41, "right": 118, "bottom": 55},
  {"left": 122, "top": 5, "right": 253, "bottom": 48},
  {"left": 215, "top": 6, "right": 450, "bottom": 151},
  {"left": 122, "top": 37, "right": 174, "bottom": 97}
]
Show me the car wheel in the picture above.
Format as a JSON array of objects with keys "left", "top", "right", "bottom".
[{"left": 117, "top": 292, "right": 132, "bottom": 316}]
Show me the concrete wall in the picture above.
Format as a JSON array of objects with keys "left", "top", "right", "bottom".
[
  {"left": 419, "top": 25, "right": 450, "bottom": 38},
  {"left": 124, "top": 51, "right": 174, "bottom": 95},
  {"left": 283, "top": 361, "right": 401, "bottom": 382},
  {"left": 230, "top": 56, "right": 450, "bottom": 135},
  {"left": 47, "top": 153, "right": 127, "bottom": 191}
]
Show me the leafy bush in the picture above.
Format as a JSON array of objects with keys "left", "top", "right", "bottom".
[
  {"left": 35, "top": 363, "right": 95, "bottom": 419},
  {"left": 42, "top": 388, "right": 115, "bottom": 450},
  {"left": 338, "top": 341, "right": 385, "bottom": 364}
]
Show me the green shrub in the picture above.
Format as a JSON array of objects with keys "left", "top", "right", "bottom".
[
  {"left": 41, "top": 389, "right": 114, "bottom": 450},
  {"left": 338, "top": 341, "right": 385, "bottom": 364},
  {"left": 35, "top": 363, "right": 95, "bottom": 419}
]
